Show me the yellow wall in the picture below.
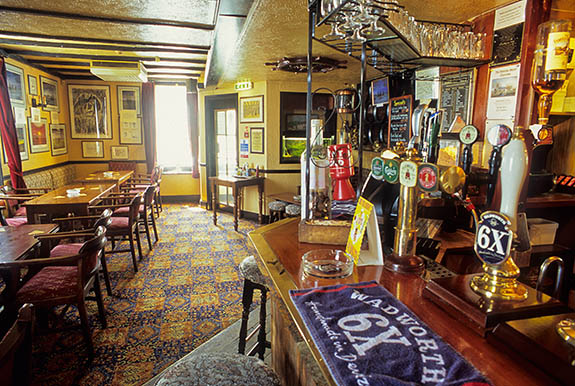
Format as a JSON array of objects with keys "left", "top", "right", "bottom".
[
  {"left": 1, "top": 57, "right": 70, "bottom": 177},
  {"left": 198, "top": 79, "right": 348, "bottom": 215}
]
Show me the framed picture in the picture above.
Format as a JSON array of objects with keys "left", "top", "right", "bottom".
[
  {"left": 3, "top": 124, "right": 29, "bottom": 163},
  {"left": 239, "top": 95, "right": 264, "bottom": 123},
  {"left": 82, "top": 141, "right": 104, "bottom": 158},
  {"left": 68, "top": 84, "right": 112, "bottom": 139},
  {"left": 27, "top": 75, "right": 38, "bottom": 96},
  {"left": 111, "top": 145, "right": 129, "bottom": 160},
  {"left": 250, "top": 127, "right": 264, "bottom": 154},
  {"left": 27, "top": 117, "right": 49, "bottom": 153},
  {"left": 50, "top": 124, "right": 67, "bottom": 156},
  {"left": 40, "top": 76, "right": 59, "bottom": 111},
  {"left": 6, "top": 63, "right": 26, "bottom": 107},
  {"left": 118, "top": 86, "right": 142, "bottom": 144}
]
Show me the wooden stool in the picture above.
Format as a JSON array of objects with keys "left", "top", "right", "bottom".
[
  {"left": 267, "top": 201, "right": 286, "bottom": 223},
  {"left": 156, "top": 353, "right": 280, "bottom": 385},
  {"left": 238, "top": 256, "right": 270, "bottom": 360}
]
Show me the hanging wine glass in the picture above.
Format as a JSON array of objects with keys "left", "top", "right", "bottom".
[
  {"left": 362, "top": 15, "right": 385, "bottom": 39},
  {"left": 323, "top": 22, "right": 345, "bottom": 40}
]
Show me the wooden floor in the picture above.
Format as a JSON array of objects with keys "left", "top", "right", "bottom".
[{"left": 144, "top": 303, "right": 271, "bottom": 385}]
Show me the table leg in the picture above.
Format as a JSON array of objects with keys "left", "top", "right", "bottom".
[
  {"left": 26, "top": 207, "right": 37, "bottom": 224},
  {"left": 258, "top": 182, "right": 263, "bottom": 225},
  {"left": 233, "top": 186, "right": 239, "bottom": 232},
  {"left": 212, "top": 181, "right": 218, "bottom": 226}
]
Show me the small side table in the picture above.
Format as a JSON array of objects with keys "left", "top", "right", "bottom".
[{"left": 209, "top": 176, "right": 265, "bottom": 232}]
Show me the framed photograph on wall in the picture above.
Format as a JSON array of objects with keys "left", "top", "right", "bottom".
[
  {"left": 68, "top": 84, "right": 112, "bottom": 139},
  {"left": 118, "top": 86, "right": 142, "bottom": 144},
  {"left": 27, "top": 117, "right": 49, "bottom": 153},
  {"left": 239, "top": 95, "right": 264, "bottom": 123},
  {"left": 27, "top": 75, "right": 38, "bottom": 96},
  {"left": 3, "top": 124, "right": 29, "bottom": 163},
  {"left": 250, "top": 127, "right": 264, "bottom": 154},
  {"left": 6, "top": 63, "right": 26, "bottom": 107},
  {"left": 40, "top": 76, "right": 59, "bottom": 112},
  {"left": 50, "top": 124, "right": 67, "bottom": 156},
  {"left": 82, "top": 141, "right": 104, "bottom": 158},
  {"left": 111, "top": 145, "right": 129, "bottom": 160}
]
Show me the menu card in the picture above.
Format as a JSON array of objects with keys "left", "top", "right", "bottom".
[{"left": 387, "top": 95, "right": 412, "bottom": 148}]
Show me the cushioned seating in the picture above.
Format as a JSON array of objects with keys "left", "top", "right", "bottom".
[
  {"left": 6, "top": 217, "right": 27, "bottom": 227},
  {"left": 16, "top": 267, "right": 78, "bottom": 301},
  {"left": 50, "top": 243, "right": 82, "bottom": 257},
  {"left": 109, "top": 216, "right": 130, "bottom": 229},
  {"left": 285, "top": 204, "right": 301, "bottom": 217},
  {"left": 239, "top": 256, "right": 268, "bottom": 286},
  {"left": 114, "top": 204, "right": 144, "bottom": 215},
  {"left": 156, "top": 353, "right": 280, "bottom": 386},
  {"left": 14, "top": 207, "right": 26, "bottom": 217},
  {"left": 268, "top": 201, "right": 286, "bottom": 212},
  {"left": 267, "top": 201, "right": 286, "bottom": 223}
]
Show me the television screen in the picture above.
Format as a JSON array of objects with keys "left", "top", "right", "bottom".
[{"left": 371, "top": 77, "right": 389, "bottom": 106}]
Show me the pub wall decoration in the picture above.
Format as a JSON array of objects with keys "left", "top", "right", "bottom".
[
  {"left": 68, "top": 85, "right": 112, "bottom": 139},
  {"left": 27, "top": 117, "right": 49, "bottom": 153},
  {"left": 50, "top": 124, "right": 67, "bottom": 156},
  {"left": 240, "top": 95, "right": 264, "bottom": 123},
  {"left": 6, "top": 63, "right": 26, "bottom": 107},
  {"left": 40, "top": 76, "right": 59, "bottom": 112},
  {"left": 118, "top": 85, "right": 142, "bottom": 144}
]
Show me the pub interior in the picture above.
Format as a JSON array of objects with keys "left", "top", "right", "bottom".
[{"left": 0, "top": 0, "right": 575, "bottom": 385}]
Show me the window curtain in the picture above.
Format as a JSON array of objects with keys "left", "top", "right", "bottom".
[
  {"left": 187, "top": 89, "right": 200, "bottom": 178},
  {"left": 142, "top": 82, "right": 157, "bottom": 174},
  {"left": 0, "top": 57, "right": 27, "bottom": 190}
]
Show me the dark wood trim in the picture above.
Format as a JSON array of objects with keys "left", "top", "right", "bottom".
[
  {"left": 0, "top": 31, "right": 210, "bottom": 51},
  {"left": 262, "top": 169, "right": 300, "bottom": 174},
  {"left": 0, "top": 49, "right": 61, "bottom": 77},
  {"left": 0, "top": 38, "right": 209, "bottom": 55},
  {"left": 0, "top": 6, "right": 216, "bottom": 30},
  {"left": 17, "top": 51, "right": 207, "bottom": 64},
  {"left": 29, "top": 60, "right": 91, "bottom": 67}
]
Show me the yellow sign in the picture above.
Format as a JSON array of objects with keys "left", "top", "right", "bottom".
[{"left": 346, "top": 197, "right": 374, "bottom": 264}]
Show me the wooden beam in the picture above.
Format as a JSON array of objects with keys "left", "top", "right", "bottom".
[
  {"left": 0, "top": 6, "right": 215, "bottom": 30},
  {"left": 15, "top": 51, "right": 206, "bottom": 64}
]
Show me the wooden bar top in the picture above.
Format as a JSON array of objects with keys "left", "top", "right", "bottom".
[
  {"left": 249, "top": 219, "right": 558, "bottom": 386},
  {"left": 24, "top": 183, "right": 115, "bottom": 207}
]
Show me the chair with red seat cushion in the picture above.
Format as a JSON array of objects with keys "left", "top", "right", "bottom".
[
  {"left": 0, "top": 227, "right": 108, "bottom": 357},
  {"left": 89, "top": 196, "right": 143, "bottom": 273},
  {"left": 113, "top": 185, "right": 158, "bottom": 252},
  {"left": 0, "top": 304, "right": 35, "bottom": 386}
]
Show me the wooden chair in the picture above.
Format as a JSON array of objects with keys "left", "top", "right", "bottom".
[
  {"left": 1, "top": 227, "right": 108, "bottom": 357},
  {"left": 50, "top": 209, "right": 114, "bottom": 296},
  {"left": 89, "top": 195, "right": 143, "bottom": 273},
  {"left": 0, "top": 304, "right": 35, "bottom": 386},
  {"left": 121, "top": 166, "right": 163, "bottom": 217},
  {"left": 0, "top": 186, "right": 44, "bottom": 227},
  {"left": 112, "top": 185, "right": 159, "bottom": 251}
]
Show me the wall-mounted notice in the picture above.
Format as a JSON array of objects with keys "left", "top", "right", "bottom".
[
  {"left": 439, "top": 70, "right": 475, "bottom": 131},
  {"left": 387, "top": 95, "right": 412, "bottom": 149},
  {"left": 491, "top": 0, "right": 526, "bottom": 66},
  {"left": 487, "top": 63, "right": 520, "bottom": 120}
]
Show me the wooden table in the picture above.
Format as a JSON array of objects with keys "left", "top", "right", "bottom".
[
  {"left": 76, "top": 170, "right": 133, "bottom": 191},
  {"left": 249, "top": 219, "right": 559, "bottom": 386},
  {"left": 268, "top": 192, "right": 301, "bottom": 205},
  {"left": 0, "top": 224, "right": 59, "bottom": 302},
  {"left": 209, "top": 176, "right": 264, "bottom": 232},
  {"left": 24, "top": 183, "right": 116, "bottom": 224}
]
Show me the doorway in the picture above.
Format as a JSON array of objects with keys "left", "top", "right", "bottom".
[{"left": 204, "top": 93, "right": 238, "bottom": 209}]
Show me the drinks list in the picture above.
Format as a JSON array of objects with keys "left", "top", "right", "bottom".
[{"left": 388, "top": 95, "right": 412, "bottom": 148}]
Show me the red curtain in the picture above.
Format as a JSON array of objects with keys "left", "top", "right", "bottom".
[
  {"left": 0, "top": 58, "right": 27, "bottom": 190},
  {"left": 187, "top": 89, "right": 200, "bottom": 178},
  {"left": 142, "top": 82, "right": 157, "bottom": 174}
]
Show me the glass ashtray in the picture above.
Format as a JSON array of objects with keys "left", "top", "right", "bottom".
[{"left": 302, "top": 249, "right": 353, "bottom": 279}]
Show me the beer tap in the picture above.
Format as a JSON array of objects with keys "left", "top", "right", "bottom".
[
  {"left": 458, "top": 125, "right": 479, "bottom": 199},
  {"left": 486, "top": 124, "right": 512, "bottom": 207}
]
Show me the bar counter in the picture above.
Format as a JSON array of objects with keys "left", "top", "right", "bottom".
[{"left": 249, "top": 218, "right": 558, "bottom": 386}]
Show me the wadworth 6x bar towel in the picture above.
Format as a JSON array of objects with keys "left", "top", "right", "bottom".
[{"left": 290, "top": 281, "right": 491, "bottom": 386}]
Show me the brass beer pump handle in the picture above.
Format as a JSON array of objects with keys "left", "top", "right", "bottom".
[{"left": 536, "top": 256, "right": 564, "bottom": 299}]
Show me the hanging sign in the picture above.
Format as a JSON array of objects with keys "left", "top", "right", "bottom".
[
  {"left": 371, "top": 157, "right": 384, "bottom": 180},
  {"left": 388, "top": 95, "right": 412, "bottom": 149},
  {"left": 474, "top": 211, "right": 513, "bottom": 265},
  {"left": 383, "top": 159, "right": 399, "bottom": 184}
]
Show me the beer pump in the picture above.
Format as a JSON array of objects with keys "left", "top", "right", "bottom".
[{"left": 485, "top": 124, "right": 513, "bottom": 206}]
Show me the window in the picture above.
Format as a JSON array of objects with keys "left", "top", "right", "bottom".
[{"left": 155, "top": 85, "right": 192, "bottom": 171}]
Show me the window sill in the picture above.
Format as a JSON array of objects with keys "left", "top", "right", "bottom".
[{"left": 161, "top": 166, "right": 196, "bottom": 176}]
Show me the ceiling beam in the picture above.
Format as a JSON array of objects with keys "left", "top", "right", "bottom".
[
  {"left": 0, "top": 37, "right": 209, "bottom": 55},
  {"left": 15, "top": 50, "right": 207, "bottom": 64},
  {"left": 0, "top": 6, "right": 215, "bottom": 30},
  {"left": 0, "top": 30, "right": 210, "bottom": 51}
]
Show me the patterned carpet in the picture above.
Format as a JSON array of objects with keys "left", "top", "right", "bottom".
[{"left": 30, "top": 203, "right": 259, "bottom": 385}]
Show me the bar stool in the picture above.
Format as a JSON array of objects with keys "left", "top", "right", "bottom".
[
  {"left": 267, "top": 201, "right": 286, "bottom": 223},
  {"left": 285, "top": 204, "right": 301, "bottom": 217},
  {"left": 156, "top": 353, "right": 280, "bottom": 386},
  {"left": 238, "top": 256, "right": 270, "bottom": 360}
]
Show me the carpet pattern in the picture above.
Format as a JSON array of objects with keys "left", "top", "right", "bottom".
[{"left": 30, "top": 204, "right": 259, "bottom": 385}]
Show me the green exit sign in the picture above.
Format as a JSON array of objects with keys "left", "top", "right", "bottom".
[{"left": 234, "top": 81, "right": 253, "bottom": 91}]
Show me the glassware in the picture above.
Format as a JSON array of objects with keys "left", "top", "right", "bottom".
[{"left": 302, "top": 249, "right": 354, "bottom": 279}]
